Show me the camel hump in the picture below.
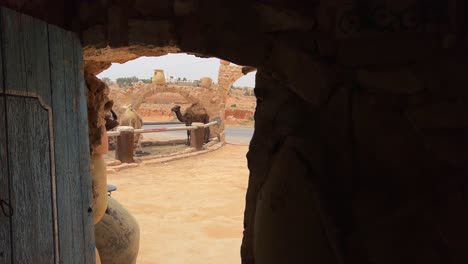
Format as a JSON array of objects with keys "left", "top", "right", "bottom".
[
  {"left": 189, "top": 103, "right": 207, "bottom": 114},
  {"left": 120, "top": 108, "right": 143, "bottom": 128}
]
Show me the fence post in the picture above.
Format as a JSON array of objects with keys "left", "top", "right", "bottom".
[
  {"left": 190, "top": 122, "right": 205, "bottom": 151},
  {"left": 115, "top": 126, "right": 135, "bottom": 163}
]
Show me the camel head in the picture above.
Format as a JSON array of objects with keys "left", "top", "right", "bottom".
[{"left": 171, "top": 105, "right": 181, "bottom": 112}]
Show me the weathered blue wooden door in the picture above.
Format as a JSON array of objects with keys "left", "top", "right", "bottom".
[{"left": 0, "top": 7, "right": 95, "bottom": 263}]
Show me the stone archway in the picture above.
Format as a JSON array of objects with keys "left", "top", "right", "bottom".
[{"left": 217, "top": 60, "right": 247, "bottom": 95}]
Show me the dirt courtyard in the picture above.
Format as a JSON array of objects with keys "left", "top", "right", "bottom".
[{"left": 108, "top": 144, "right": 249, "bottom": 264}]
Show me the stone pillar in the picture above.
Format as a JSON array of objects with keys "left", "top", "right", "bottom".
[
  {"left": 217, "top": 60, "right": 244, "bottom": 95},
  {"left": 213, "top": 60, "right": 249, "bottom": 141},
  {"left": 152, "top": 69, "right": 166, "bottom": 85},
  {"left": 115, "top": 126, "right": 135, "bottom": 163},
  {"left": 190, "top": 122, "right": 205, "bottom": 150},
  {"left": 220, "top": 59, "right": 230, "bottom": 66}
]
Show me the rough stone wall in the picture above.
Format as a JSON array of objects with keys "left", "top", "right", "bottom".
[
  {"left": 240, "top": 3, "right": 468, "bottom": 262},
  {"left": 6, "top": 1, "right": 468, "bottom": 263},
  {"left": 243, "top": 61, "right": 468, "bottom": 264},
  {"left": 84, "top": 71, "right": 111, "bottom": 153}
]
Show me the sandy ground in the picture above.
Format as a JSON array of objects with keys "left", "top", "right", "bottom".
[{"left": 109, "top": 144, "right": 249, "bottom": 264}]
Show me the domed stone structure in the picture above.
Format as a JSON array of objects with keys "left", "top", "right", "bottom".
[{"left": 200, "top": 77, "right": 212, "bottom": 89}]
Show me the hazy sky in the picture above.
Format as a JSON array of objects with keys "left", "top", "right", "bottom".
[{"left": 97, "top": 53, "right": 256, "bottom": 87}]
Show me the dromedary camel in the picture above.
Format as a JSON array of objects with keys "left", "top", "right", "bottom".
[
  {"left": 171, "top": 103, "right": 210, "bottom": 145},
  {"left": 119, "top": 106, "right": 147, "bottom": 155}
]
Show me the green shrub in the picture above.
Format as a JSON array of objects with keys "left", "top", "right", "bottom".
[
  {"left": 116, "top": 76, "right": 141, "bottom": 88},
  {"left": 231, "top": 104, "right": 237, "bottom": 108}
]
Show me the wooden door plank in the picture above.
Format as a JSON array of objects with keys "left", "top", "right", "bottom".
[
  {"left": 48, "top": 24, "right": 74, "bottom": 264},
  {"left": 73, "top": 35, "right": 95, "bottom": 263},
  {"left": 19, "top": 9, "right": 56, "bottom": 263},
  {"left": 0, "top": 96, "right": 12, "bottom": 264},
  {"left": 0, "top": 8, "right": 27, "bottom": 263},
  {"left": 49, "top": 25, "right": 94, "bottom": 263},
  {"left": 20, "top": 8, "right": 52, "bottom": 104},
  {"left": 0, "top": 12, "right": 11, "bottom": 261},
  {"left": 0, "top": 50, "right": 12, "bottom": 263},
  {"left": 72, "top": 32, "right": 95, "bottom": 264},
  {"left": 1, "top": 8, "right": 55, "bottom": 263},
  {"left": 6, "top": 97, "right": 54, "bottom": 264},
  {"left": 1, "top": 8, "right": 26, "bottom": 92}
]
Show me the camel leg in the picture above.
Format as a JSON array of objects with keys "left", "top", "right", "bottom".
[
  {"left": 186, "top": 122, "right": 191, "bottom": 146},
  {"left": 205, "top": 127, "right": 210, "bottom": 143},
  {"left": 204, "top": 116, "right": 210, "bottom": 143},
  {"left": 134, "top": 134, "right": 150, "bottom": 156},
  {"left": 137, "top": 135, "right": 144, "bottom": 153},
  {"left": 187, "top": 130, "right": 191, "bottom": 146}
]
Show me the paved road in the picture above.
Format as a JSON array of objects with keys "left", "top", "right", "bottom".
[
  {"left": 224, "top": 126, "right": 254, "bottom": 145},
  {"left": 142, "top": 124, "right": 254, "bottom": 145}
]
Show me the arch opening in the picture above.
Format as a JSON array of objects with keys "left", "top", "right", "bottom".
[{"left": 90, "top": 52, "right": 254, "bottom": 263}]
